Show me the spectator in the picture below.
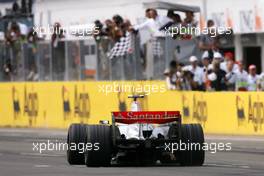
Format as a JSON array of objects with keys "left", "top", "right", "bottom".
[
  {"left": 26, "top": 64, "right": 39, "bottom": 81},
  {"left": 27, "top": 27, "right": 38, "bottom": 49},
  {"left": 247, "top": 65, "right": 259, "bottom": 91},
  {"left": 208, "top": 60, "right": 227, "bottom": 91},
  {"left": 182, "top": 11, "right": 198, "bottom": 27},
  {"left": 181, "top": 70, "right": 196, "bottom": 90},
  {"left": 12, "top": 2, "right": 20, "bottom": 13},
  {"left": 51, "top": 22, "right": 65, "bottom": 80},
  {"left": 165, "top": 11, "right": 182, "bottom": 39},
  {"left": 208, "top": 52, "right": 223, "bottom": 70},
  {"left": 94, "top": 15, "right": 132, "bottom": 42},
  {"left": 225, "top": 60, "right": 237, "bottom": 91},
  {"left": 149, "top": 9, "right": 172, "bottom": 29},
  {"left": 201, "top": 51, "right": 211, "bottom": 70},
  {"left": 120, "top": 19, "right": 132, "bottom": 36},
  {"left": 199, "top": 20, "right": 219, "bottom": 58},
  {"left": 26, "top": 27, "right": 39, "bottom": 81},
  {"left": 234, "top": 61, "right": 248, "bottom": 91},
  {"left": 183, "top": 56, "right": 204, "bottom": 90},
  {"left": 167, "top": 10, "right": 182, "bottom": 24},
  {"left": 112, "top": 15, "right": 124, "bottom": 27},
  {"left": 201, "top": 51, "right": 211, "bottom": 90},
  {"left": 51, "top": 22, "right": 65, "bottom": 47},
  {"left": 164, "top": 60, "right": 180, "bottom": 90},
  {"left": 132, "top": 9, "right": 172, "bottom": 37},
  {"left": 93, "top": 20, "right": 105, "bottom": 41},
  {"left": 2, "top": 59, "right": 12, "bottom": 80},
  {"left": 5, "top": 22, "right": 21, "bottom": 46},
  {"left": 104, "top": 19, "right": 115, "bottom": 37},
  {"left": 18, "top": 22, "right": 28, "bottom": 41},
  {"left": 112, "top": 26, "right": 124, "bottom": 42},
  {"left": 257, "top": 72, "right": 264, "bottom": 91},
  {"left": 220, "top": 52, "right": 238, "bottom": 72}
]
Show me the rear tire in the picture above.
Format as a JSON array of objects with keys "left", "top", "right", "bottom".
[
  {"left": 67, "top": 123, "right": 86, "bottom": 165},
  {"left": 161, "top": 124, "right": 178, "bottom": 164},
  {"left": 179, "top": 124, "right": 205, "bottom": 166},
  {"left": 85, "top": 125, "right": 112, "bottom": 167}
]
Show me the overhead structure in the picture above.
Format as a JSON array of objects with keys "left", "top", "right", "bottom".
[{"left": 143, "top": 1, "right": 200, "bottom": 12}]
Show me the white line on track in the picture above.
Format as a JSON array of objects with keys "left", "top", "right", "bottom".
[
  {"left": 207, "top": 163, "right": 250, "bottom": 169},
  {"left": 20, "top": 152, "right": 64, "bottom": 157},
  {"left": 205, "top": 136, "right": 264, "bottom": 142},
  {"left": 34, "top": 165, "right": 50, "bottom": 168}
]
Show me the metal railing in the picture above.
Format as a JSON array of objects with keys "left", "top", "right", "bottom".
[{"left": 0, "top": 34, "right": 201, "bottom": 82}]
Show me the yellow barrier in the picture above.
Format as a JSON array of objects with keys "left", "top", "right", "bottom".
[{"left": 0, "top": 81, "right": 263, "bottom": 135}]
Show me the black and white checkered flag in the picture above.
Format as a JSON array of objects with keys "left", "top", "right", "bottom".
[
  {"left": 152, "top": 39, "right": 163, "bottom": 57},
  {"left": 108, "top": 32, "right": 132, "bottom": 59}
]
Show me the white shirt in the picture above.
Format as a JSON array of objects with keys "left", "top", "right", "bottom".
[
  {"left": 165, "top": 72, "right": 180, "bottom": 90},
  {"left": 235, "top": 70, "right": 248, "bottom": 82},
  {"left": 155, "top": 15, "right": 172, "bottom": 29},
  {"left": 247, "top": 74, "right": 259, "bottom": 91},
  {"left": 18, "top": 23, "right": 28, "bottom": 35},
  {"left": 226, "top": 71, "right": 237, "bottom": 84},
  {"left": 235, "top": 70, "right": 248, "bottom": 90},
  {"left": 134, "top": 18, "right": 160, "bottom": 36},
  {"left": 220, "top": 62, "right": 239, "bottom": 72},
  {"left": 183, "top": 65, "right": 204, "bottom": 85},
  {"left": 257, "top": 73, "right": 264, "bottom": 90},
  {"left": 134, "top": 15, "right": 172, "bottom": 37}
]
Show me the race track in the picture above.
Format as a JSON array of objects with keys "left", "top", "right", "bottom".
[{"left": 0, "top": 128, "right": 263, "bottom": 176}]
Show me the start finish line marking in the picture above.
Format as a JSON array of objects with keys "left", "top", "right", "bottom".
[
  {"left": 34, "top": 164, "right": 50, "bottom": 168},
  {"left": 206, "top": 163, "right": 250, "bottom": 169}
]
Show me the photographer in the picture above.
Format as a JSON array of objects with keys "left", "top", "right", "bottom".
[
  {"left": 225, "top": 60, "right": 237, "bottom": 91},
  {"left": 199, "top": 20, "right": 219, "bottom": 59},
  {"left": 164, "top": 60, "right": 181, "bottom": 90},
  {"left": 207, "top": 60, "right": 227, "bottom": 91},
  {"left": 182, "top": 56, "right": 204, "bottom": 90},
  {"left": 181, "top": 70, "right": 198, "bottom": 90}
]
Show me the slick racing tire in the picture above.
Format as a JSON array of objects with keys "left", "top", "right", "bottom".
[
  {"left": 85, "top": 125, "right": 112, "bottom": 167},
  {"left": 160, "top": 124, "right": 178, "bottom": 164},
  {"left": 179, "top": 124, "right": 205, "bottom": 166},
  {"left": 67, "top": 123, "right": 87, "bottom": 165}
]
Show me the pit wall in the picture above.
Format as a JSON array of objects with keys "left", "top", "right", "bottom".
[{"left": 0, "top": 81, "right": 263, "bottom": 135}]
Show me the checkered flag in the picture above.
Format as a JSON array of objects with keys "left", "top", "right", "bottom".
[
  {"left": 108, "top": 32, "right": 132, "bottom": 59},
  {"left": 152, "top": 39, "right": 163, "bottom": 57}
]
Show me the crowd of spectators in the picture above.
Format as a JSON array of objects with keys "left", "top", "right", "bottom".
[
  {"left": 1, "top": 6, "right": 264, "bottom": 91},
  {"left": 93, "top": 8, "right": 199, "bottom": 42},
  {"left": 93, "top": 9, "right": 264, "bottom": 92},
  {"left": 165, "top": 51, "right": 264, "bottom": 91},
  {"left": 2, "top": 20, "right": 65, "bottom": 81},
  {"left": 3, "top": 21, "right": 39, "bottom": 81}
]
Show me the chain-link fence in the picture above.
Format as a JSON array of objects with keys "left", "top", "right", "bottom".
[
  {"left": 97, "top": 33, "right": 145, "bottom": 80},
  {"left": 0, "top": 34, "right": 201, "bottom": 82},
  {"left": 0, "top": 42, "right": 5, "bottom": 81},
  {"left": 0, "top": 39, "right": 98, "bottom": 81},
  {"left": 37, "top": 41, "right": 52, "bottom": 81},
  {"left": 145, "top": 36, "right": 201, "bottom": 79}
]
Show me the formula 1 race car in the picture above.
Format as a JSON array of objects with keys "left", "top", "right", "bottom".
[{"left": 67, "top": 95, "right": 204, "bottom": 167}]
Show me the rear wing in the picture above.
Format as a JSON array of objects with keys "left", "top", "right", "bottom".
[{"left": 112, "top": 111, "right": 181, "bottom": 124}]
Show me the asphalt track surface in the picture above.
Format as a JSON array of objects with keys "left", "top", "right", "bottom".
[{"left": 0, "top": 128, "right": 263, "bottom": 176}]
